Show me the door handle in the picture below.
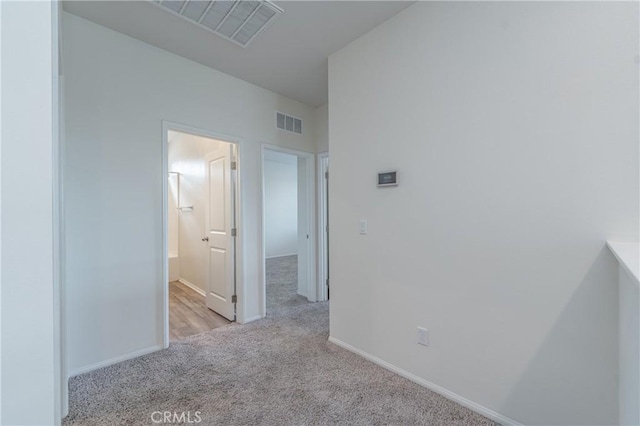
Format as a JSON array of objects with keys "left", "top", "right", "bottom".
[{"left": 202, "top": 237, "right": 209, "bottom": 242}]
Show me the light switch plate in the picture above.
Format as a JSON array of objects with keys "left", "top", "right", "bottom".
[{"left": 359, "top": 219, "right": 368, "bottom": 234}]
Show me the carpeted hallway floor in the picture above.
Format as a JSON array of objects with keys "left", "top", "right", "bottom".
[
  {"left": 266, "top": 254, "right": 308, "bottom": 312},
  {"left": 63, "top": 260, "right": 497, "bottom": 426}
]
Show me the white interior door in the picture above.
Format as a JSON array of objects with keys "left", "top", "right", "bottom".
[
  {"left": 297, "top": 156, "right": 310, "bottom": 299},
  {"left": 320, "top": 155, "right": 329, "bottom": 301},
  {"left": 204, "top": 144, "right": 236, "bottom": 321}
]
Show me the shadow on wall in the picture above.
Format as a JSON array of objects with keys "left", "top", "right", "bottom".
[{"left": 502, "top": 247, "right": 619, "bottom": 425}]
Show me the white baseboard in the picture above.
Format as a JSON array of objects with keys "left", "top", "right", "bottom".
[
  {"left": 239, "top": 314, "right": 264, "bottom": 324},
  {"left": 327, "top": 336, "right": 522, "bottom": 426},
  {"left": 178, "top": 278, "right": 206, "bottom": 297},
  {"left": 69, "top": 345, "right": 164, "bottom": 377},
  {"left": 265, "top": 253, "right": 297, "bottom": 259}
]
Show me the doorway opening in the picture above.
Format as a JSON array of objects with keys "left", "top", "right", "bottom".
[
  {"left": 261, "top": 146, "right": 316, "bottom": 316},
  {"left": 163, "top": 123, "right": 240, "bottom": 343}
]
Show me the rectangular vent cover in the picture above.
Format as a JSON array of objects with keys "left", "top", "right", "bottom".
[
  {"left": 276, "top": 112, "right": 302, "bottom": 135},
  {"left": 153, "top": 0, "right": 283, "bottom": 48}
]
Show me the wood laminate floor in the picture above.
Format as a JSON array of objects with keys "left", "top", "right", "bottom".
[{"left": 169, "top": 281, "right": 231, "bottom": 341}]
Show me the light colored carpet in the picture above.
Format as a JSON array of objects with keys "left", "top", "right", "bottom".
[
  {"left": 266, "top": 254, "right": 308, "bottom": 312},
  {"left": 63, "top": 274, "right": 497, "bottom": 425}
]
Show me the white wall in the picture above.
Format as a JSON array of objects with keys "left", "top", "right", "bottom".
[
  {"left": 168, "top": 172, "right": 179, "bottom": 258},
  {"left": 169, "top": 131, "right": 228, "bottom": 293},
  {"left": 0, "top": 1, "right": 60, "bottom": 424},
  {"left": 619, "top": 266, "right": 639, "bottom": 425},
  {"left": 63, "top": 12, "right": 316, "bottom": 375},
  {"left": 264, "top": 152, "right": 298, "bottom": 258},
  {"left": 314, "top": 104, "right": 328, "bottom": 153},
  {"left": 328, "top": 2, "right": 638, "bottom": 425}
]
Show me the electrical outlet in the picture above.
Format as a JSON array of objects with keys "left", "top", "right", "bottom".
[{"left": 417, "top": 327, "right": 429, "bottom": 346}]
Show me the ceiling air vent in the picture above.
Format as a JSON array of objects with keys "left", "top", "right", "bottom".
[
  {"left": 276, "top": 112, "right": 302, "bottom": 135},
  {"left": 153, "top": 0, "right": 283, "bottom": 48}
]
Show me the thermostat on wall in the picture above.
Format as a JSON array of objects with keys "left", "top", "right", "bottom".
[{"left": 377, "top": 171, "right": 398, "bottom": 187}]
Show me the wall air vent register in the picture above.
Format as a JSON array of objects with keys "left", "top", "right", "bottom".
[
  {"left": 276, "top": 112, "right": 302, "bottom": 135},
  {"left": 153, "top": 0, "right": 284, "bottom": 48}
]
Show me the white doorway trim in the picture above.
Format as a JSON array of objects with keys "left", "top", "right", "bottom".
[
  {"left": 161, "top": 121, "right": 244, "bottom": 347},
  {"left": 317, "top": 152, "right": 329, "bottom": 302},
  {"left": 260, "top": 144, "right": 317, "bottom": 317}
]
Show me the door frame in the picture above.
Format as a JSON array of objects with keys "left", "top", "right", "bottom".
[
  {"left": 260, "top": 144, "right": 317, "bottom": 317},
  {"left": 316, "top": 152, "right": 329, "bottom": 302},
  {"left": 162, "top": 121, "right": 243, "bottom": 347}
]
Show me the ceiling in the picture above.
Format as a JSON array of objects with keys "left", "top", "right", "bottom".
[{"left": 62, "top": 1, "right": 414, "bottom": 107}]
